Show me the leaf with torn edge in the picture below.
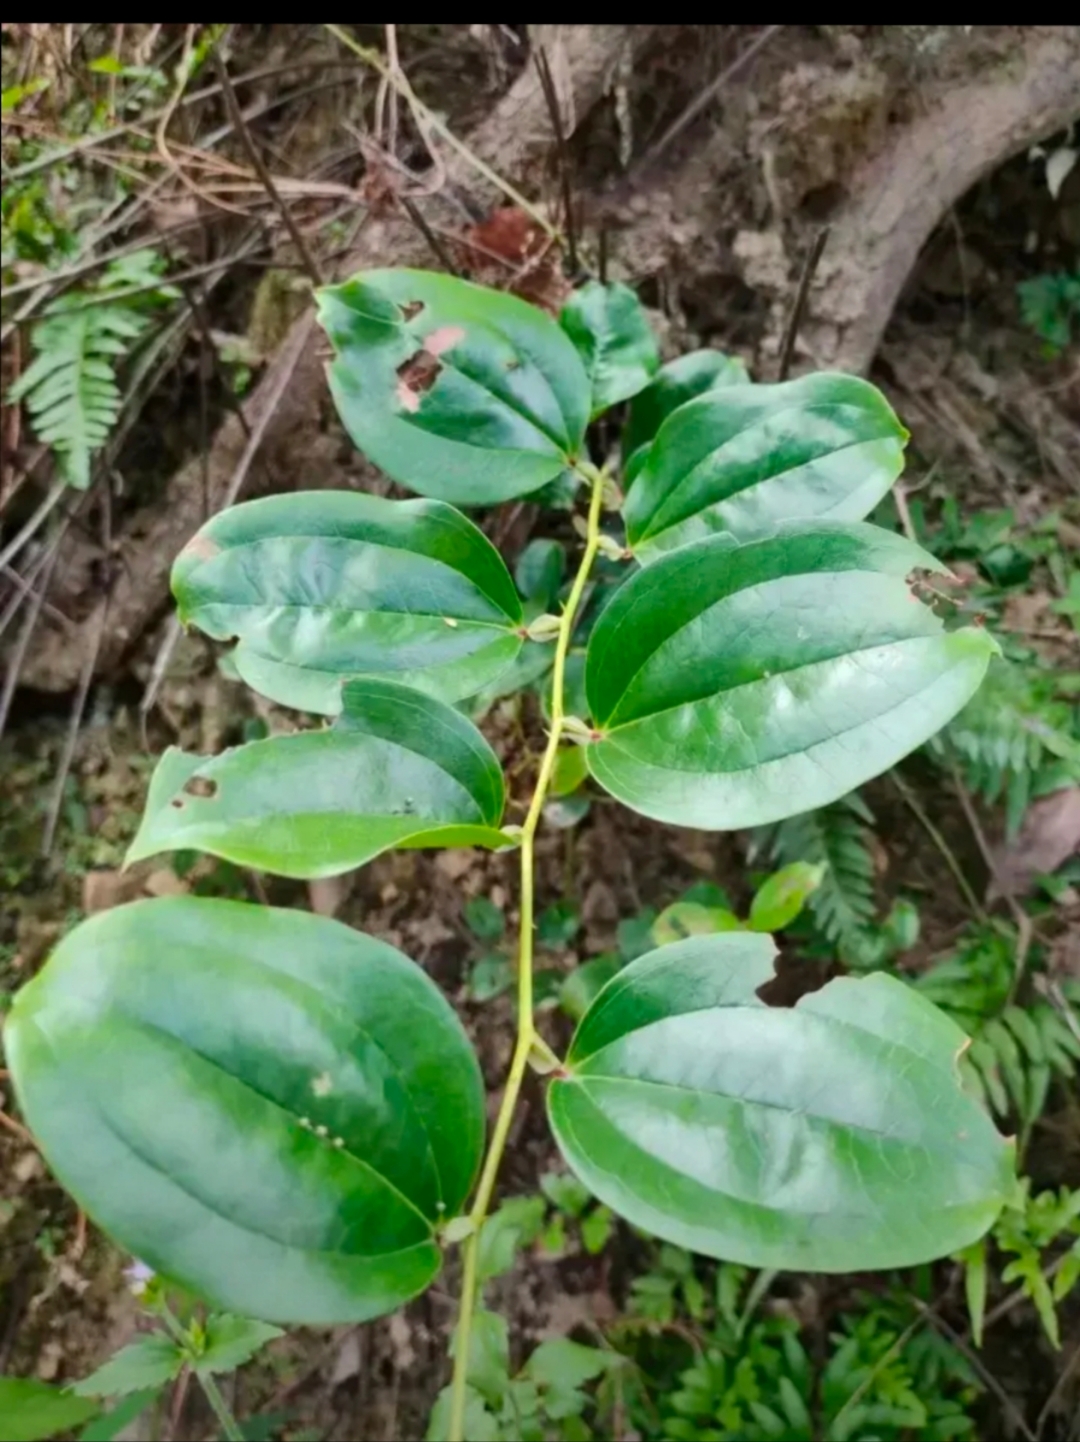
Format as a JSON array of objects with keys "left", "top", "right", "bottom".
[
  {"left": 548, "top": 931, "right": 1015, "bottom": 1270},
  {"left": 128, "top": 679, "right": 515, "bottom": 879}
]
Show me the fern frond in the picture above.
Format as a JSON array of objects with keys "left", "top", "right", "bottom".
[
  {"left": 8, "top": 248, "right": 176, "bottom": 490},
  {"left": 916, "top": 926, "right": 1080, "bottom": 1128},
  {"left": 936, "top": 656, "right": 1080, "bottom": 836},
  {"left": 760, "top": 796, "right": 877, "bottom": 961}
]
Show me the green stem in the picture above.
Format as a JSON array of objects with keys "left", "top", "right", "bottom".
[
  {"left": 446, "top": 463, "right": 606, "bottom": 1442},
  {"left": 198, "top": 1371, "right": 245, "bottom": 1442}
]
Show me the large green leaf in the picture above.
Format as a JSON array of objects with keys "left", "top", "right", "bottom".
[
  {"left": 548, "top": 932, "right": 1014, "bottom": 1271},
  {"left": 622, "top": 348, "right": 749, "bottom": 469},
  {"left": 4, "top": 898, "right": 484, "bottom": 1324},
  {"left": 128, "top": 679, "right": 512, "bottom": 878},
  {"left": 559, "top": 281, "right": 659, "bottom": 417},
  {"left": 0, "top": 1379, "right": 100, "bottom": 1442},
  {"left": 584, "top": 522, "right": 998, "bottom": 828},
  {"left": 624, "top": 373, "right": 907, "bottom": 559},
  {"left": 317, "top": 269, "right": 590, "bottom": 505},
  {"left": 173, "top": 491, "right": 524, "bottom": 714}
]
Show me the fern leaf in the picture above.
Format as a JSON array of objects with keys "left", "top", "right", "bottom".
[
  {"left": 938, "top": 656, "right": 1080, "bottom": 835},
  {"left": 8, "top": 249, "right": 174, "bottom": 490}
]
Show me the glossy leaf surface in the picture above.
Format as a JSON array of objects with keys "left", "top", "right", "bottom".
[
  {"left": 585, "top": 523, "right": 998, "bottom": 828},
  {"left": 624, "top": 373, "right": 907, "bottom": 558},
  {"left": 622, "top": 347, "right": 749, "bottom": 468},
  {"left": 173, "top": 491, "right": 523, "bottom": 714},
  {"left": 559, "top": 281, "right": 659, "bottom": 416},
  {"left": 5, "top": 898, "right": 484, "bottom": 1323},
  {"left": 318, "top": 269, "right": 590, "bottom": 504},
  {"left": 128, "top": 679, "right": 511, "bottom": 878},
  {"left": 548, "top": 933, "right": 1014, "bottom": 1271}
]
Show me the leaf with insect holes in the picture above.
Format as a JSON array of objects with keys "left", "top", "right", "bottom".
[
  {"left": 548, "top": 932, "right": 1014, "bottom": 1270},
  {"left": 584, "top": 522, "right": 999, "bottom": 829},
  {"left": 317, "top": 269, "right": 590, "bottom": 505},
  {"left": 624, "top": 373, "right": 908, "bottom": 560},
  {"left": 559, "top": 281, "right": 660, "bottom": 416},
  {"left": 622, "top": 348, "right": 750, "bottom": 473},
  {"left": 127, "top": 680, "right": 514, "bottom": 879},
  {"left": 172, "top": 491, "right": 524, "bottom": 714},
  {"left": 0, "top": 1379, "right": 100, "bottom": 1442},
  {"left": 5, "top": 897, "right": 484, "bottom": 1324}
]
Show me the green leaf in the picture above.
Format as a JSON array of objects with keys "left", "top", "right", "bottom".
[
  {"left": 173, "top": 491, "right": 524, "bottom": 714},
  {"left": 623, "top": 349, "right": 749, "bottom": 469},
  {"left": 580, "top": 1205, "right": 614, "bottom": 1254},
  {"left": 515, "top": 538, "right": 566, "bottom": 608},
  {"left": 0, "top": 1379, "right": 100, "bottom": 1442},
  {"left": 78, "top": 1390, "right": 159, "bottom": 1441},
  {"left": 524, "top": 1338, "right": 612, "bottom": 1416},
  {"left": 548, "top": 932, "right": 1014, "bottom": 1270},
  {"left": 477, "top": 1196, "right": 547, "bottom": 1284},
  {"left": 551, "top": 744, "right": 589, "bottom": 798},
  {"left": 467, "top": 954, "right": 513, "bottom": 1002},
  {"left": 651, "top": 901, "right": 742, "bottom": 946},
  {"left": 458, "top": 1310, "right": 510, "bottom": 1408},
  {"left": 624, "top": 373, "right": 908, "bottom": 559},
  {"left": 584, "top": 523, "right": 998, "bottom": 828},
  {"left": 5, "top": 897, "right": 484, "bottom": 1324},
  {"left": 560, "top": 954, "right": 623, "bottom": 1022},
  {"left": 73, "top": 1336, "right": 184, "bottom": 1397},
  {"left": 559, "top": 281, "right": 659, "bottom": 416},
  {"left": 540, "top": 1170, "right": 592, "bottom": 1217},
  {"left": 426, "top": 1386, "right": 501, "bottom": 1442},
  {"left": 317, "top": 268, "right": 589, "bottom": 505},
  {"left": 537, "top": 901, "right": 582, "bottom": 948},
  {"left": 748, "top": 862, "right": 826, "bottom": 932},
  {"left": 195, "top": 1315, "right": 283, "bottom": 1375},
  {"left": 464, "top": 896, "right": 506, "bottom": 942},
  {"left": 128, "top": 680, "right": 511, "bottom": 879}
]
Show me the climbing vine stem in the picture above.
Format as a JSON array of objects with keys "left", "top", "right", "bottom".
[{"left": 446, "top": 462, "right": 607, "bottom": 1442}]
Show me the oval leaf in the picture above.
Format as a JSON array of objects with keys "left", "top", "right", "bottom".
[
  {"left": 559, "top": 281, "right": 660, "bottom": 416},
  {"left": 548, "top": 932, "right": 1014, "bottom": 1271},
  {"left": 584, "top": 523, "right": 998, "bottom": 829},
  {"left": 624, "top": 373, "right": 908, "bottom": 559},
  {"left": 128, "top": 679, "right": 513, "bottom": 878},
  {"left": 748, "top": 862, "right": 826, "bottom": 933},
  {"left": 622, "top": 348, "right": 749, "bottom": 467},
  {"left": 173, "top": 491, "right": 524, "bottom": 714},
  {"left": 317, "top": 269, "right": 590, "bottom": 505},
  {"left": 5, "top": 897, "right": 485, "bottom": 1324}
]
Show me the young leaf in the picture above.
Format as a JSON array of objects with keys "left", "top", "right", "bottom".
[
  {"left": 548, "top": 932, "right": 1015, "bottom": 1270},
  {"left": 173, "top": 491, "right": 524, "bottom": 714},
  {"left": 748, "top": 862, "right": 826, "bottom": 933},
  {"left": 622, "top": 348, "right": 750, "bottom": 467},
  {"left": 73, "top": 1336, "right": 184, "bottom": 1397},
  {"left": 194, "top": 1315, "right": 284, "bottom": 1375},
  {"left": 560, "top": 954, "right": 623, "bottom": 1022},
  {"left": 317, "top": 268, "right": 590, "bottom": 505},
  {"left": 559, "top": 281, "right": 659, "bottom": 416},
  {"left": 127, "top": 680, "right": 512, "bottom": 879},
  {"left": 584, "top": 523, "right": 998, "bottom": 828},
  {"left": 0, "top": 1379, "right": 100, "bottom": 1442},
  {"left": 623, "top": 373, "right": 908, "bottom": 559},
  {"left": 457, "top": 1309, "right": 510, "bottom": 1408},
  {"left": 651, "top": 901, "right": 742, "bottom": 946},
  {"left": 4, "top": 897, "right": 484, "bottom": 1324}
]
